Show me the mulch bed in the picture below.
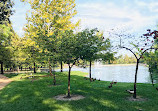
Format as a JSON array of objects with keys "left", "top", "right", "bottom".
[
  {"left": 54, "top": 94, "right": 85, "bottom": 101},
  {"left": 127, "top": 96, "right": 147, "bottom": 102}
]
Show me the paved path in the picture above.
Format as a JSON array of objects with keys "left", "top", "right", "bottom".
[{"left": 0, "top": 74, "right": 12, "bottom": 90}]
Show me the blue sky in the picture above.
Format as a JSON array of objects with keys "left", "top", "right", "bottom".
[{"left": 11, "top": 0, "right": 158, "bottom": 37}]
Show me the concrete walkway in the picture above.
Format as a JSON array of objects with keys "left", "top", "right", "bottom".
[{"left": 0, "top": 74, "right": 12, "bottom": 90}]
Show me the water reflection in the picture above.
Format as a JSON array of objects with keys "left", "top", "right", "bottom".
[{"left": 59, "top": 64, "right": 151, "bottom": 83}]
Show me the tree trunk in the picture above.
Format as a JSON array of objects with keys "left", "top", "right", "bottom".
[
  {"left": 0, "top": 62, "right": 4, "bottom": 74},
  {"left": 48, "top": 59, "right": 52, "bottom": 76},
  {"left": 17, "top": 66, "right": 19, "bottom": 72},
  {"left": 67, "top": 65, "right": 71, "bottom": 98},
  {"left": 60, "top": 61, "right": 63, "bottom": 72},
  {"left": 21, "top": 66, "right": 22, "bottom": 71},
  {"left": 150, "top": 72, "right": 154, "bottom": 86},
  {"left": 133, "top": 59, "right": 139, "bottom": 98},
  {"left": 53, "top": 66, "right": 56, "bottom": 85},
  {"left": 34, "top": 62, "right": 36, "bottom": 73},
  {"left": 89, "top": 60, "right": 92, "bottom": 82}
]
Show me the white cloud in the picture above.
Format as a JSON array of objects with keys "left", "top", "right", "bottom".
[
  {"left": 74, "top": 2, "right": 158, "bottom": 35},
  {"left": 11, "top": 0, "right": 158, "bottom": 37},
  {"left": 135, "top": 0, "right": 158, "bottom": 13}
]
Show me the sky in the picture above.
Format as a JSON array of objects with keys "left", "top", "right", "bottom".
[
  {"left": 10, "top": 0, "right": 158, "bottom": 56},
  {"left": 10, "top": 0, "right": 158, "bottom": 37},
  {"left": 10, "top": 0, "right": 158, "bottom": 55}
]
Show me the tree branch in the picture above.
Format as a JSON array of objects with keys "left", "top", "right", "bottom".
[
  {"left": 121, "top": 46, "right": 138, "bottom": 59},
  {"left": 71, "top": 58, "right": 79, "bottom": 68},
  {"left": 140, "top": 47, "right": 158, "bottom": 59}
]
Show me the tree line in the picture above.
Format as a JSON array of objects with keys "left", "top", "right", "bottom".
[{"left": 0, "top": 0, "right": 115, "bottom": 97}]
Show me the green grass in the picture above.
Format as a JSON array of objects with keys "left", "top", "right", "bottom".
[{"left": 0, "top": 71, "right": 158, "bottom": 111}]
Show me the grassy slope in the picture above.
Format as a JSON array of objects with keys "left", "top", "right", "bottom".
[{"left": 0, "top": 71, "right": 158, "bottom": 111}]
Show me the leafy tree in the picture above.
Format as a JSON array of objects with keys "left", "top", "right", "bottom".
[
  {"left": 0, "top": 0, "right": 14, "bottom": 24},
  {"left": 58, "top": 30, "right": 78, "bottom": 97},
  {"left": 76, "top": 28, "right": 114, "bottom": 82},
  {"left": 22, "top": 37, "right": 41, "bottom": 73},
  {"left": 22, "top": 0, "right": 79, "bottom": 84},
  {"left": 144, "top": 35, "right": 158, "bottom": 86},
  {"left": 8, "top": 35, "right": 27, "bottom": 71},
  {"left": 0, "top": 0, "right": 14, "bottom": 73},
  {"left": 143, "top": 52, "right": 157, "bottom": 86},
  {"left": 0, "top": 24, "right": 13, "bottom": 74},
  {"left": 59, "top": 29, "right": 112, "bottom": 97}
]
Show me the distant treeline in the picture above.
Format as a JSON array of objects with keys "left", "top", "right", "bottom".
[{"left": 103, "top": 54, "right": 137, "bottom": 64}]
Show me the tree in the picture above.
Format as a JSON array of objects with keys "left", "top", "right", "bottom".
[
  {"left": 143, "top": 33, "right": 158, "bottom": 86},
  {"left": 77, "top": 28, "right": 114, "bottom": 82},
  {"left": 110, "top": 29, "right": 158, "bottom": 98},
  {"left": 22, "top": 37, "right": 41, "bottom": 73},
  {"left": 143, "top": 52, "right": 157, "bottom": 86},
  {"left": 0, "top": 0, "right": 14, "bottom": 24},
  {"left": 0, "top": 0, "right": 14, "bottom": 73},
  {"left": 23, "top": 0, "right": 79, "bottom": 85},
  {"left": 8, "top": 35, "right": 27, "bottom": 72},
  {"left": 59, "top": 29, "right": 111, "bottom": 97},
  {"left": 0, "top": 24, "right": 13, "bottom": 74},
  {"left": 58, "top": 30, "right": 78, "bottom": 97}
]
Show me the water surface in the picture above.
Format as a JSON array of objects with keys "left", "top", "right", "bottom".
[{"left": 58, "top": 64, "right": 151, "bottom": 83}]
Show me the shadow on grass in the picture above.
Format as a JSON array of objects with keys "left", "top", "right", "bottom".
[{"left": 0, "top": 71, "right": 158, "bottom": 111}]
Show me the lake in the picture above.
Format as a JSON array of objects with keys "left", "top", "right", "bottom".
[{"left": 59, "top": 64, "right": 151, "bottom": 83}]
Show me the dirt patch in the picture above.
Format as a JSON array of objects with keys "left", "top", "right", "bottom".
[
  {"left": 127, "top": 96, "right": 147, "bottom": 102},
  {"left": 54, "top": 94, "right": 85, "bottom": 101},
  {"left": 0, "top": 74, "right": 12, "bottom": 90}
]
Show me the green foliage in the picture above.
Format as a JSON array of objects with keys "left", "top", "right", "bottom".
[
  {"left": 143, "top": 36, "right": 158, "bottom": 82},
  {"left": 144, "top": 51, "right": 158, "bottom": 82},
  {"left": 0, "top": 24, "right": 13, "bottom": 63},
  {"left": 23, "top": 0, "right": 79, "bottom": 68},
  {"left": 0, "top": 0, "right": 14, "bottom": 24},
  {"left": 58, "top": 30, "right": 77, "bottom": 64}
]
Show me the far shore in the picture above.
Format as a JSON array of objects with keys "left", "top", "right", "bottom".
[{"left": 93, "top": 63, "right": 146, "bottom": 67}]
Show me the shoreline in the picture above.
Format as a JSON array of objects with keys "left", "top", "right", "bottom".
[
  {"left": 99, "top": 64, "right": 136, "bottom": 66},
  {"left": 93, "top": 63, "right": 147, "bottom": 67}
]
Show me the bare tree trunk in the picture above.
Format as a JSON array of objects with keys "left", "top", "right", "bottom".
[
  {"left": 34, "top": 62, "right": 36, "bottom": 73},
  {"left": 48, "top": 59, "right": 52, "bottom": 76},
  {"left": 53, "top": 66, "right": 56, "bottom": 85},
  {"left": 89, "top": 60, "right": 92, "bottom": 82},
  {"left": 17, "top": 66, "right": 19, "bottom": 72},
  {"left": 133, "top": 59, "right": 139, "bottom": 98},
  {"left": 150, "top": 72, "right": 154, "bottom": 86},
  {"left": 67, "top": 65, "right": 71, "bottom": 98},
  {"left": 0, "top": 62, "right": 4, "bottom": 74},
  {"left": 60, "top": 61, "right": 63, "bottom": 72}
]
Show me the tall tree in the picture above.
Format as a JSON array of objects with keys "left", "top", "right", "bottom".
[
  {"left": 0, "top": 24, "right": 13, "bottom": 74},
  {"left": 0, "top": 0, "right": 15, "bottom": 73},
  {"left": 23, "top": 0, "right": 79, "bottom": 85}
]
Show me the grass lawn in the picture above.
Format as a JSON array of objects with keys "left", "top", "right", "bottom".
[{"left": 0, "top": 71, "right": 158, "bottom": 111}]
